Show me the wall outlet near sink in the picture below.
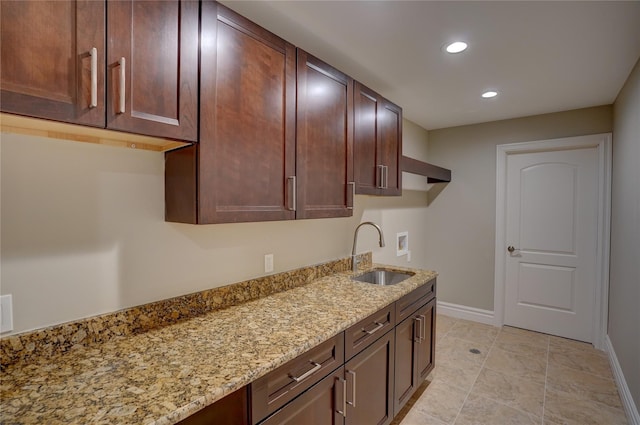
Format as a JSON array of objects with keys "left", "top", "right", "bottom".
[{"left": 264, "top": 254, "right": 274, "bottom": 273}]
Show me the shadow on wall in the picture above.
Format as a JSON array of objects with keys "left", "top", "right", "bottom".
[{"left": 427, "top": 183, "right": 449, "bottom": 206}]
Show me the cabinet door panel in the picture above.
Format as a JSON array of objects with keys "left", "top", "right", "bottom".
[
  {"left": 378, "top": 100, "right": 402, "bottom": 195},
  {"left": 345, "top": 331, "right": 394, "bottom": 425},
  {"left": 296, "top": 50, "right": 354, "bottom": 219},
  {"left": 416, "top": 298, "right": 436, "bottom": 381},
  {"left": 353, "top": 82, "right": 379, "bottom": 195},
  {"left": 260, "top": 367, "right": 345, "bottom": 425},
  {"left": 192, "top": 1, "right": 296, "bottom": 224},
  {"left": 394, "top": 314, "right": 417, "bottom": 414},
  {"left": 107, "top": 0, "right": 198, "bottom": 141},
  {"left": 0, "top": 0, "right": 105, "bottom": 126}
]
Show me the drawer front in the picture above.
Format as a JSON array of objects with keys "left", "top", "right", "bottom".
[
  {"left": 251, "top": 333, "right": 345, "bottom": 424},
  {"left": 258, "top": 366, "right": 345, "bottom": 425},
  {"left": 345, "top": 304, "right": 395, "bottom": 360},
  {"left": 396, "top": 278, "right": 436, "bottom": 323}
]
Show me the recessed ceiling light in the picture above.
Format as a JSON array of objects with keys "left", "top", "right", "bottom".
[
  {"left": 482, "top": 91, "right": 498, "bottom": 98},
  {"left": 445, "top": 41, "right": 468, "bottom": 54}
]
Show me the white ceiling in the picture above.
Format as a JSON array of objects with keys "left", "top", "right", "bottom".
[{"left": 219, "top": 0, "right": 640, "bottom": 130}]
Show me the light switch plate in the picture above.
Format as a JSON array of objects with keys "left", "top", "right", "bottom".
[{"left": 0, "top": 294, "right": 14, "bottom": 333}]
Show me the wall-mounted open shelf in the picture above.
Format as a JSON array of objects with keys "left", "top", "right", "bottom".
[{"left": 401, "top": 155, "right": 451, "bottom": 183}]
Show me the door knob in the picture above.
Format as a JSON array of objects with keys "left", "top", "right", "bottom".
[{"left": 507, "top": 246, "right": 518, "bottom": 253}]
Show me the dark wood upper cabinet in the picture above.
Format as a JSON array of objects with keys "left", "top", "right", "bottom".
[
  {"left": 106, "top": 0, "right": 198, "bottom": 141},
  {"left": 165, "top": 1, "right": 296, "bottom": 224},
  {"left": 353, "top": 81, "right": 402, "bottom": 196},
  {"left": 296, "top": 49, "right": 354, "bottom": 219},
  {"left": 0, "top": 0, "right": 106, "bottom": 127}
]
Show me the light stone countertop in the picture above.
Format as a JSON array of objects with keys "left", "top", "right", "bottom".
[{"left": 0, "top": 265, "right": 437, "bottom": 425}]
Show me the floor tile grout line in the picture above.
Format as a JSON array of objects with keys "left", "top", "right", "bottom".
[{"left": 450, "top": 324, "right": 500, "bottom": 424}]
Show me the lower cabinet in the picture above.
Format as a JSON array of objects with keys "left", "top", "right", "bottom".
[
  {"left": 180, "top": 279, "right": 437, "bottom": 425},
  {"left": 177, "top": 387, "right": 249, "bottom": 425},
  {"left": 260, "top": 367, "right": 345, "bottom": 425},
  {"left": 344, "top": 330, "right": 395, "bottom": 425},
  {"left": 261, "top": 331, "right": 395, "bottom": 425},
  {"left": 394, "top": 297, "right": 436, "bottom": 414}
]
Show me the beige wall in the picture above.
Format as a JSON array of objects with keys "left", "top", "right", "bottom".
[
  {"left": 0, "top": 119, "right": 431, "bottom": 335},
  {"left": 426, "top": 105, "right": 613, "bottom": 311},
  {"left": 611, "top": 58, "right": 640, "bottom": 411}
]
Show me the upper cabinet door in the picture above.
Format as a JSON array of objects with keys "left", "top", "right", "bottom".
[
  {"left": 353, "top": 81, "right": 402, "bottom": 196},
  {"left": 0, "top": 0, "right": 105, "bottom": 127},
  {"left": 195, "top": 1, "right": 296, "bottom": 223},
  {"left": 296, "top": 50, "right": 354, "bottom": 219},
  {"left": 106, "top": 0, "right": 198, "bottom": 141},
  {"left": 378, "top": 99, "right": 402, "bottom": 196},
  {"left": 353, "top": 82, "right": 380, "bottom": 195},
  {"left": 165, "top": 1, "right": 296, "bottom": 224}
]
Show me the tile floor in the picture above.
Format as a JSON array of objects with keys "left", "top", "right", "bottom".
[{"left": 391, "top": 314, "right": 628, "bottom": 425}]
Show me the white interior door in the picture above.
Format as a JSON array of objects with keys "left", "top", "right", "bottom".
[{"left": 504, "top": 145, "right": 600, "bottom": 342}]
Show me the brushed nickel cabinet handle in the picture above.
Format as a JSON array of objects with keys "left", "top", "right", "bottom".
[
  {"left": 289, "top": 361, "right": 321, "bottom": 382},
  {"left": 380, "top": 165, "right": 389, "bottom": 189},
  {"left": 419, "top": 314, "right": 427, "bottom": 341},
  {"left": 346, "top": 370, "right": 357, "bottom": 407},
  {"left": 377, "top": 164, "right": 384, "bottom": 189},
  {"left": 347, "top": 181, "right": 355, "bottom": 209},
  {"left": 336, "top": 376, "right": 347, "bottom": 417},
  {"left": 363, "top": 321, "right": 384, "bottom": 335},
  {"left": 413, "top": 317, "right": 422, "bottom": 343},
  {"left": 118, "top": 57, "right": 126, "bottom": 114},
  {"left": 89, "top": 47, "right": 98, "bottom": 108},
  {"left": 287, "top": 176, "right": 297, "bottom": 211}
]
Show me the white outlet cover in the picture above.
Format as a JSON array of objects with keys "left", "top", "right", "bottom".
[
  {"left": 264, "top": 254, "right": 274, "bottom": 273},
  {"left": 0, "top": 294, "right": 14, "bottom": 333}
]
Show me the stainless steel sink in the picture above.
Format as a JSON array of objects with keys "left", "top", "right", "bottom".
[{"left": 351, "top": 269, "right": 414, "bottom": 286}]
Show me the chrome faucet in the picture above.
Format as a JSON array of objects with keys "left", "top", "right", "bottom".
[{"left": 351, "top": 221, "right": 385, "bottom": 272}]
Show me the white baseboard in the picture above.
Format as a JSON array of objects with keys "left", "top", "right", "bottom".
[
  {"left": 436, "top": 301, "right": 496, "bottom": 326},
  {"left": 605, "top": 335, "right": 640, "bottom": 425}
]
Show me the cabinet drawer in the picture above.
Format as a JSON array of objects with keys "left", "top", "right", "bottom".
[
  {"left": 251, "top": 333, "right": 344, "bottom": 424},
  {"left": 396, "top": 278, "right": 436, "bottom": 323},
  {"left": 345, "top": 304, "right": 395, "bottom": 360}
]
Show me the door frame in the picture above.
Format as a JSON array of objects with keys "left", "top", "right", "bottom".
[{"left": 494, "top": 133, "right": 611, "bottom": 349}]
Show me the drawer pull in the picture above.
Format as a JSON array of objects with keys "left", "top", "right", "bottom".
[
  {"left": 363, "top": 321, "right": 385, "bottom": 335},
  {"left": 289, "top": 361, "right": 321, "bottom": 382}
]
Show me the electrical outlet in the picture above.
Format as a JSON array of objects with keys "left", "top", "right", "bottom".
[
  {"left": 0, "top": 294, "right": 14, "bottom": 333},
  {"left": 264, "top": 254, "right": 274, "bottom": 273}
]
